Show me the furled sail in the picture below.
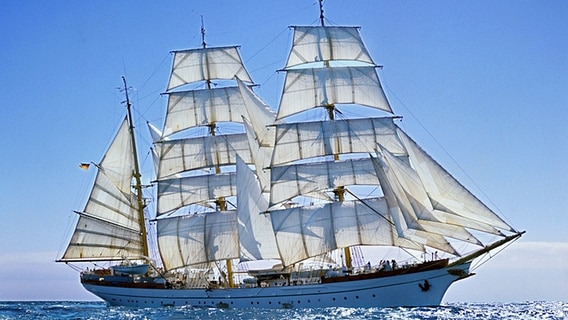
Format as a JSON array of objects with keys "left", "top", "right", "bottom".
[{"left": 60, "top": 118, "right": 145, "bottom": 261}]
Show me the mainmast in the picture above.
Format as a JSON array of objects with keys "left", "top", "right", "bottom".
[{"left": 122, "top": 76, "right": 149, "bottom": 258}]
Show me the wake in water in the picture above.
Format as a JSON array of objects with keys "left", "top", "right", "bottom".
[{"left": 0, "top": 301, "right": 566, "bottom": 319}]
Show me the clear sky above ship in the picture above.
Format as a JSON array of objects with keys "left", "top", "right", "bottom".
[{"left": 0, "top": 0, "right": 566, "bottom": 302}]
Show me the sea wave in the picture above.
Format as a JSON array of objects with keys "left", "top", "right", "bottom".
[{"left": 0, "top": 301, "right": 566, "bottom": 320}]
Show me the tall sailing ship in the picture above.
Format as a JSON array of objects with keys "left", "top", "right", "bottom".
[{"left": 58, "top": 3, "right": 523, "bottom": 309}]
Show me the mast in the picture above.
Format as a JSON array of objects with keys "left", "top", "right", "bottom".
[
  {"left": 122, "top": 76, "right": 149, "bottom": 258},
  {"left": 319, "top": 0, "right": 325, "bottom": 27},
  {"left": 201, "top": 15, "right": 207, "bottom": 48},
  {"left": 319, "top": 0, "right": 351, "bottom": 268}
]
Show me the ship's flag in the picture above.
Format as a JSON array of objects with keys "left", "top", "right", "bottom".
[{"left": 79, "top": 163, "right": 90, "bottom": 170}]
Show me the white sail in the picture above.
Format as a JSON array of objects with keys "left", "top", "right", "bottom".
[
  {"left": 60, "top": 118, "right": 144, "bottom": 261},
  {"left": 157, "top": 212, "right": 239, "bottom": 270},
  {"left": 370, "top": 152, "right": 459, "bottom": 255},
  {"left": 243, "top": 119, "right": 272, "bottom": 193},
  {"left": 147, "top": 122, "right": 164, "bottom": 175},
  {"left": 61, "top": 214, "right": 144, "bottom": 261},
  {"left": 157, "top": 172, "right": 237, "bottom": 215},
  {"left": 277, "top": 66, "right": 392, "bottom": 120},
  {"left": 236, "top": 156, "right": 280, "bottom": 261},
  {"left": 236, "top": 78, "right": 276, "bottom": 147},
  {"left": 167, "top": 46, "right": 253, "bottom": 91},
  {"left": 156, "top": 133, "right": 253, "bottom": 179},
  {"left": 285, "top": 26, "right": 375, "bottom": 68},
  {"left": 147, "top": 121, "right": 163, "bottom": 142},
  {"left": 162, "top": 87, "right": 247, "bottom": 137},
  {"left": 377, "top": 146, "right": 482, "bottom": 246},
  {"left": 397, "top": 128, "right": 514, "bottom": 232},
  {"left": 269, "top": 158, "right": 379, "bottom": 206},
  {"left": 269, "top": 199, "right": 394, "bottom": 267},
  {"left": 271, "top": 117, "right": 405, "bottom": 166},
  {"left": 237, "top": 78, "right": 277, "bottom": 192}
]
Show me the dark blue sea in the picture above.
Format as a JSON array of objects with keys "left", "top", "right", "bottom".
[{"left": 0, "top": 301, "right": 566, "bottom": 319}]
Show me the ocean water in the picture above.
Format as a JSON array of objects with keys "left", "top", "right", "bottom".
[{"left": 0, "top": 301, "right": 566, "bottom": 319}]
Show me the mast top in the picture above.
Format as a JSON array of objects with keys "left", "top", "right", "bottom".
[
  {"left": 319, "top": 0, "right": 325, "bottom": 26},
  {"left": 201, "top": 15, "right": 207, "bottom": 48}
]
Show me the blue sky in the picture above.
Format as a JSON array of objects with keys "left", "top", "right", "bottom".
[{"left": 0, "top": 0, "right": 566, "bottom": 302}]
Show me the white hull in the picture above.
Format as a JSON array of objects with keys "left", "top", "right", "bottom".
[{"left": 83, "top": 262, "right": 470, "bottom": 309}]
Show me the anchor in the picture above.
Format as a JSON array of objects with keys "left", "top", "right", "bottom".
[{"left": 418, "top": 279, "right": 431, "bottom": 292}]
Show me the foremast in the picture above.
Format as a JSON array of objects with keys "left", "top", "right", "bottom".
[
  {"left": 267, "top": 1, "right": 522, "bottom": 271},
  {"left": 269, "top": 0, "right": 394, "bottom": 269}
]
